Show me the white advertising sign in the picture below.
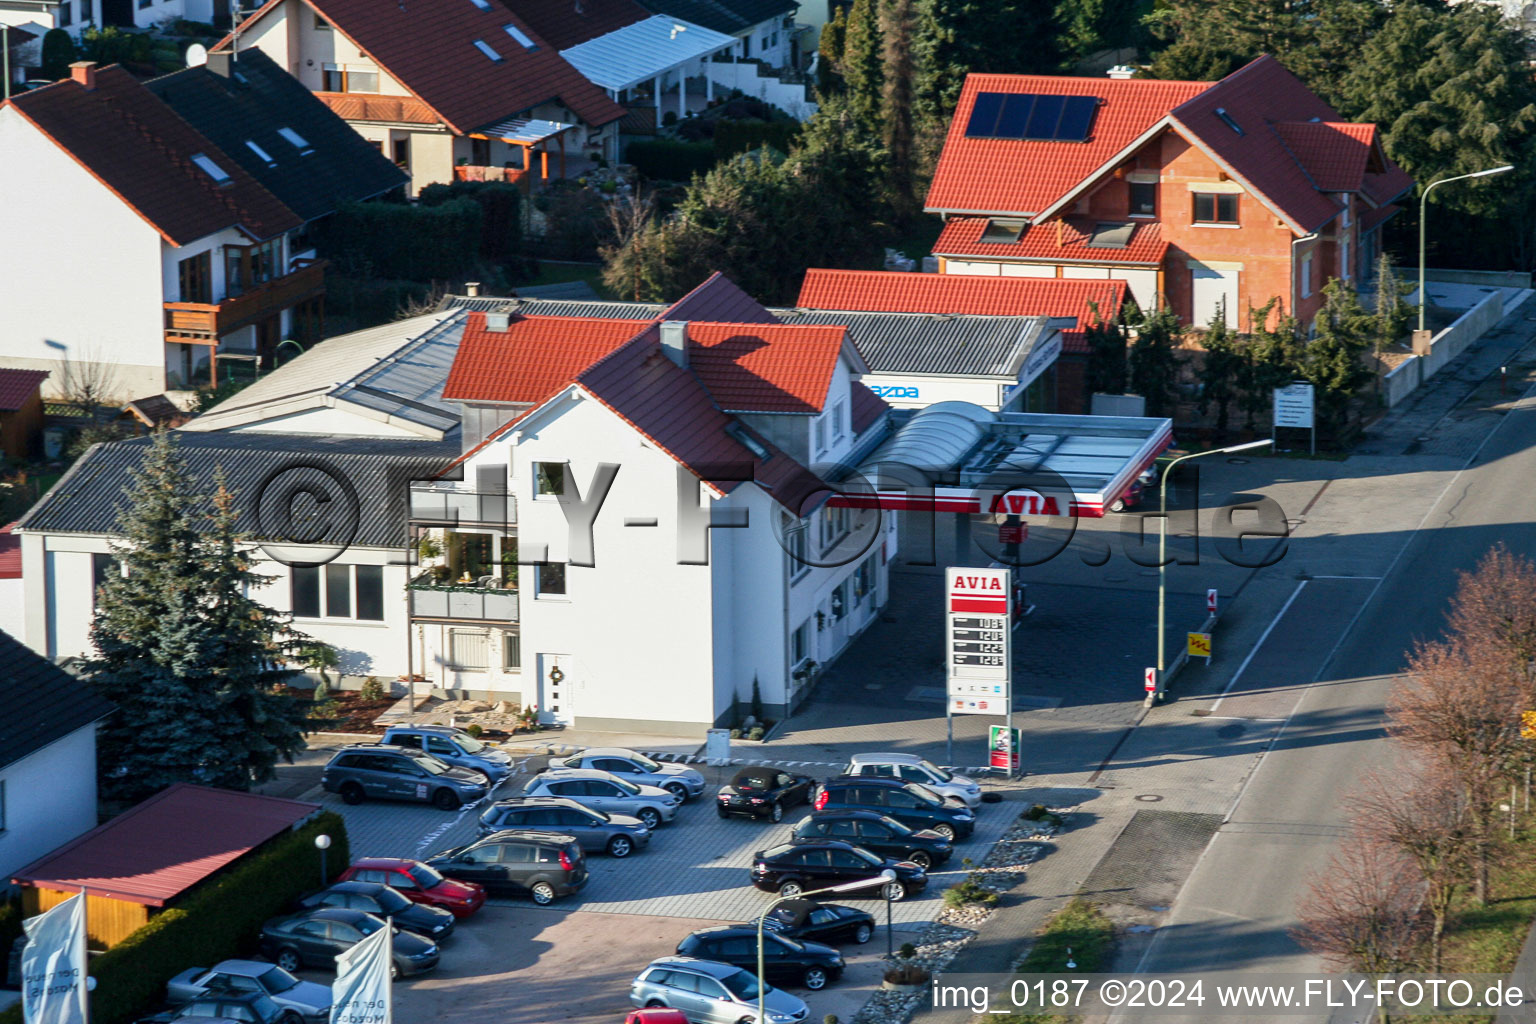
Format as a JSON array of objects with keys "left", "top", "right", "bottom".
[
  {"left": 21, "top": 891, "right": 88, "bottom": 1024},
  {"left": 1273, "top": 381, "right": 1315, "bottom": 429},
  {"left": 946, "top": 567, "right": 1011, "bottom": 714},
  {"left": 330, "top": 916, "right": 393, "bottom": 1024}
]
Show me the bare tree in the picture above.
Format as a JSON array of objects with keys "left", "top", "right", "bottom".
[
  {"left": 1355, "top": 762, "right": 1476, "bottom": 970},
  {"left": 54, "top": 346, "right": 123, "bottom": 419},
  {"left": 1442, "top": 544, "right": 1536, "bottom": 687},
  {"left": 1295, "top": 831, "right": 1424, "bottom": 993},
  {"left": 600, "top": 188, "right": 658, "bottom": 302}
]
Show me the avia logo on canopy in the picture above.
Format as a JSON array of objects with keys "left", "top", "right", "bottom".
[{"left": 987, "top": 489, "right": 1062, "bottom": 517}]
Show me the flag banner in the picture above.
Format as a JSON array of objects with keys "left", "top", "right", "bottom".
[
  {"left": 330, "top": 918, "right": 391, "bottom": 1024},
  {"left": 21, "top": 892, "right": 88, "bottom": 1024}
]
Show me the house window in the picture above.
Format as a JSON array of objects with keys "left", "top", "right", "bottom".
[
  {"left": 314, "top": 12, "right": 331, "bottom": 28},
  {"left": 1300, "top": 252, "right": 1314, "bottom": 299},
  {"left": 812, "top": 414, "right": 826, "bottom": 455},
  {"left": 225, "top": 239, "right": 280, "bottom": 298},
  {"left": 853, "top": 553, "right": 876, "bottom": 604},
  {"left": 503, "top": 632, "right": 521, "bottom": 670},
  {"left": 791, "top": 619, "right": 811, "bottom": 664},
  {"left": 536, "top": 562, "right": 566, "bottom": 596},
  {"left": 829, "top": 400, "right": 846, "bottom": 443},
  {"left": 178, "top": 251, "right": 212, "bottom": 303},
  {"left": 503, "top": 23, "right": 537, "bottom": 49},
  {"left": 786, "top": 524, "right": 809, "bottom": 578},
  {"left": 292, "top": 565, "right": 385, "bottom": 621},
  {"left": 278, "top": 127, "right": 313, "bottom": 154},
  {"left": 1129, "top": 181, "right": 1157, "bottom": 217},
  {"left": 471, "top": 136, "right": 491, "bottom": 166},
  {"left": 392, "top": 137, "right": 411, "bottom": 172},
  {"left": 448, "top": 629, "right": 489, "bottom": 671},
  {"left": 534, "top": 462, "right": 565, "bottom": 496},
  {"left": 321, "top": 64, "right": 379, "bottom": 93},
  {"left": 820, "top": 504, "right": 849, "bottom": 551},
  {"left": 190, "top": 153, "right": 231, "bottom": 185},
  {"left": 1192, "top": 192, "right": 1238, "bottom": 224}
]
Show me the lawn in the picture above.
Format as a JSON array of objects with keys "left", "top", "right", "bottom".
[
  {"left": 1000, "top": 899, "right": 1117, "bottom": 1024},
  {"left": 512, "top": 260, "right": 616, "bottom": 298}
]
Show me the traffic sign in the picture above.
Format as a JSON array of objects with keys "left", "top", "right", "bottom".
[
  {"left": 1188, "top": 632, "right": 1212, "bottom": 660},
  {"left": 1207, "top": 588, "right": 1218, "bottom": 615},
  {"left": 1144, "top": 667, "right": 1156, "bottom": 692}
]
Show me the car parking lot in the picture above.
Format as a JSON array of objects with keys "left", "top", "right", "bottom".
[{"left": 308, "top": 750, "right": 1027, "bottom": 1023}]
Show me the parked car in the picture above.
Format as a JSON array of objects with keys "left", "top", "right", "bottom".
[
  {"left": 477, "top": 795, "right": 650, "bottom": 856},
  {"left": 843, "top": 752, "right": 982, "bottom": 808},
  {"left": 676, "top": 925, "right": 844, "bottom": 990},
  {"left": 337, "top": 857, "right": 485, "bottom": 918},
  {"left": 139, "top": 991, "right": 305, "bottom": 1024},
  {"left": 792, "top": 809, "right": 953, "bottom": 868},
  {"left": 547, "top": 747, "right": 706, "bottom": 801},
  {"left": 1110, "top": 463, "right": 1161, "bottom": 513},
  {"left": 813, "top": 776, "right": 975, "bottom": 839},
  {"left": 296, "top": 881, "right": 455, "bottom": 941},
  {"left": 167, "top": 960, "right": 331, "bottom": 1019},
  {"left": 321, "top": 744, "right": 488, "bottom": 810},
  {"left": 716, "top": 767, "right": 816, "bottom": 822},
  {"left": 258, "top": 908, "right": 439, "bottom": 977},
  {"left": 750, "top": 841, "right": 925, "bottom": 900},
  {"left": 758, "top": 899, "right": 876, "bottom": 946},
  {"left": 425, "top": 830, "right": 587, "bottom": 904},
  {"left": 523, "top": 767, "right": 679, "bottom": 830},
  {"left": 629, "top": 957, "right": 808, "bottom": 1024},
  {"left": 381, "top": 724, "right": 514, "bottom": 784},
  {"left": 625, "top": 1009, "right": 688, "bottom": 1024}
]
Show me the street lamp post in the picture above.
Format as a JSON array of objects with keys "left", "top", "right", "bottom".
[
  {"left": 756, "top": 870, "right": 897, "bottom": 1024},
  {"left": 314, "top": 833, "right": 332, "bottom": 887},
  {"left": 1418, "top": 165, "right": 1514, "bottom": 332},
  {"left": 1153, "top": 440, "right": 1274, "bottom": 702}
]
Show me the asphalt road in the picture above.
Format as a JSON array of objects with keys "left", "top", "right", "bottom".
[{"left": 1127, "top": 374, "right": 1536, "bottom": 1019}]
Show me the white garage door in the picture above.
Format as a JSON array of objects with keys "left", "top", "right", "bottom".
[{"left": 1191, "top": 266, "right": 1240, "bottom": 328}]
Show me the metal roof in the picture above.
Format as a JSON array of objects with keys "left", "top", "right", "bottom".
[
  {"left": 16, "top": 431, "right": 460, "bottom": 548},
  {"left": 10, "top": 784, "right": 318, "bottom": 906},
  {"left": 331, "top": 316, "right": 466, "bottom": 434},
  {"left": 559, "top": 15, "right": 736, "bottom": 91},
  {"left": 0, "top": 628, "right": 115, "bottom": 772},
  {"left": 471, "top": 117, "right": 576, "bottom": 144},
  {"left": 440, "top": 295, "right": 667, "bottom": 318},
  {"left": 775, "top": 309, "right": 1051, "bottom": 378}
]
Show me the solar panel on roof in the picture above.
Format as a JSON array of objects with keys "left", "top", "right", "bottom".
[{"left": 965, "top": 92, "right": 1100, "bottom": 141}]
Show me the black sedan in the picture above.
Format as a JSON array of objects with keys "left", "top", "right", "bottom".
[
  {"left": 792, "top": 809, "right": 954, "bottom": 869},
  {"left": 676, "top": 925, "right": 845, "bottom": 990},
  {"left": 759, "top": 899, "right": 877, "bottom": 946},
  {"left": 258, "top": 908, "right": 440, "bottom": 977},
  {"left": 717, "top": 768, "right": 816, "bottom": 822},
  {"left": 750, "top": 840, "right": 927, "bottom": 900},
  {"left": 296, "top": 881, "right": 455, "bottom": 942}
]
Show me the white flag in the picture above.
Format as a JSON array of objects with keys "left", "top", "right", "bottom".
[
  {"left": 21, "top": 892, "right": 88, "bottom": 1024},
  {"left": 330, "top": 919, "right": 391, "bottom": 1024}
]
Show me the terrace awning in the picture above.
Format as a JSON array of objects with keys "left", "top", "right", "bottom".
[{"left": 559, "top": 15, "right": 735, "bottom": 92}]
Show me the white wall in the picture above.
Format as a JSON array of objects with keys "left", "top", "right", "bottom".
[
  {"left": 703, "top": 61, "right": 816, "bottom": 121},
  {"left": 0, "top": 578, "right": 22, "bottom": 641},
  {"left": 0, "top": 725, "right": 99, "bottom": 885},
  {"left": 0, "top": 106, "right": 168, "bottom": 399}
]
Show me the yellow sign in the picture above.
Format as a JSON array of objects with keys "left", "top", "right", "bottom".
[
  {"left": 1188, "top": 632, "right": 1212, "bottom": 659},
  {"left": 1522, "top": 711, "right": 1536, "bottom": 739}
]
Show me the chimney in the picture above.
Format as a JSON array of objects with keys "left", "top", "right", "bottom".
[
  {"left": 659, "top": 320, "right": 688, "bottom": 368},
  {"left": 1106, "top": 64, "right": 1136, "bottom": 80},
  {"left": 205, "top": 50, "right": 232, "bottom": 78},
  {"left": 484, "top": 311, "right": 510, "bottom": 332},
  {"left": 465, "top": 281, "right": 482, "bottom": 297},
  {"left": 70, "top": 61, "right": 97, "bottom": 89}
]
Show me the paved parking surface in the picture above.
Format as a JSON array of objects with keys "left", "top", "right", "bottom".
[{"left": 329, "top": 761, "right": 1027, "bottom": 927}]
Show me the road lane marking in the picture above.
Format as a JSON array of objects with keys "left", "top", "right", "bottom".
[{"left": 1207, "top": 580, "right": 1307, "bottom": 715}]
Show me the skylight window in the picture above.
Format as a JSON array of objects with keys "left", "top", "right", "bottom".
[
  {"left": 190, "top": 153, "right": 231, "bottom": 184},
  {"left": 473, "top": 39, "right": 503, "bottom": 62},
  {"left": 277, "top": 127, "right": 313, "bottom": 154},
  {"left": 245, "top": 140, "right": 276, "bottom": 165},
  {"left": 1214, "top": 107, "right": 1244, "bottom": 136},
  {"left": 503, "top": 23, "right": 537, "bottom": 49},
  {"left": 468, "top": 0, "right": 491, "bottom": 8}
]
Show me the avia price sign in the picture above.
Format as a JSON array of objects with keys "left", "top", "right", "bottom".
[{"left": 946, "top": 566, "right": 1011, "bottom": 715}]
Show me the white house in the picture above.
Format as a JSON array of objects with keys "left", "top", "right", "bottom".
[
  {"left": 0, "top": 627, "right": 114, "bottom": 894},
  {"left": 0, "top": 53, "right": 405, "bottom": 401}
]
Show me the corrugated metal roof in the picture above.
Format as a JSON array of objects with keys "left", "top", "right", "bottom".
[
  {"left": 0, "top": 626, "right": 114, "bottom": 772},
  {"left": 16, "top": 431, "right": 459, "bottom": 548},
  {"left": 11, "top": 784, "right": 317, "bottom": 906},
  {"left": 775, "top": 309, "right": 1049, "bottom": 378},
  {"left": 560, "top": 15, "right": 736, "bottom": 91}
]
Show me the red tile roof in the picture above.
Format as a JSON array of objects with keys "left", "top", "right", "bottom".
[
  {"left": 849, "top": 380, "right": 886, "bottom": 434},
  {"left": 687, "top": 323, "right": 847, "bottom": 413},
  {"left": 934, "top": 216, "right": 1168, "bottom": 268},
  {"left": 11, "top": 784, "right": 319, "bottom": 906},
  {"left": 797, "top": 268, "right": 1130, "bottom": 327},
  {"left": 5, "top": 67, "right": 301, "bottom": 246},
  {"left": 926, "top": 74, "right": 1207, "bottom": 216},
  {"left": 314, "top": 92, "right": 441, "bottom": 125},
  {"left": 0, "top": 369, "right": 49, "bottom": 412},
  {"left": 442, "top": 315, "right": 654, "bottom": 404},
  {"left": 501, "top": 0, "right": 650, "bottom": 50},
  {"left": 927, "top": 55, "right": 1413, "bottom": 237},
  {"left": 0, "top": 523, "right": 20, "bottom": 581},
  {"left": 666, "top": 271, "right": 781, "bottom": 324},
  {"left": 224, "top": 0, "right": 624, "bottom": 135}
]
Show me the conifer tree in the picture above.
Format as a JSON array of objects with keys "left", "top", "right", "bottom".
[
  {"left": 880, "top": 0, "right": 917, "bottom": 216},
  {"left": 841, "top": 0, "right": 885, "bottom": 131}
]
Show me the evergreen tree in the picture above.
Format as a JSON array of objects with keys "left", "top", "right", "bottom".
[
  {"left": 87, "top": 433, "right": 310, "bottom": 802},
  {"left": 881, "top": 0, "right": 918, "bottom": 217},
  {"left": 911, "top": 0, "right": 1063, "bottom": 130},
  {"left": 817, "top": 4, "right": 849, "bottom": 97},
  {"left": 40, "top": 28, "right": 75, "bottom": 82},
  {"left": 1057, "top": 0, "right": 1147, "bottom": 69},
  {"left": 1144, "top": 0, "right": 1302, "bottom": 82},
  {"left": 1236, "top": 300, "right": 1303, "bottom": 433},
  {"left": 841, "top": 0, "right": 885, "bottom": 132},
  {"left": 1373, "top": 252, "right": 1413, "bottom": 357},
  {"left": 1197, "top": 315, "right": 1243, "bottom": 439},
  {"left": 1129, "top": 308, "right": 1184, "bottom": 417},
  {"left": 1305, "top": 279, "right": 1375, "bottom": 437},
  {"left": 1085, "top": 308, "right": 1128, "bottom": 396}
]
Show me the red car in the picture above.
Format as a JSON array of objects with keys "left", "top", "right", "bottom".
[
  {"left": 625, "top": 1010, "right": 686, "bottom": 1024},
  {"left": 337, "top": 857, "right": 486, "bottom": 918}
]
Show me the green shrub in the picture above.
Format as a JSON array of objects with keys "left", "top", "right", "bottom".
[
  {"left": 0, "top": 894, "right": 22, "bottom": 960},
  {"left": 747, "top": 726, "right": 765, "bottom": 741},
  {"left": 898, "top": 941, "right": 917, "bottom": 959},
  {"left": 85, "top": 812, "right": 349, "bottom": 1024},
  {"left": 40, "top": 28, "right": 75, "bottom": 80},
  {"left": 358, "top": 676, "right": 386, "bottom": 701},
  {"left": 315, "top": 200, "right": 483, "bottom": 281},
  {"left": 625, "top": 139, "right": 716, "bottom": 182},
  {"left": 417, "top": 181, "right": 522, "bottom": 263},
  {"left": 464, "top": 723, "right": 483, "bottom": 738},
  {"left": 943, "top": 878, "right": 999, "bottom": 909},
  {"left": 713, "top": 119, "right": 800, "bottom": 161}
]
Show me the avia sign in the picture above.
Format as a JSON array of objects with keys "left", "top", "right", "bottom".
[{"left": 986, "top": 489, "right": 1063, "bottom": 517}]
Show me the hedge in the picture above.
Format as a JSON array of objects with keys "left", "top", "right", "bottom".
[
  {"left": 0, "top": 811, "right": 349, "bottom": 1024},
  {"left": 315, "top": 199, "right": 483, "bottom": 281},
  {"left": 625, "top": 139, "right": 717, "bottom": 182},
  {"left": 418, "top": 181, "right": 522, "bottom": 263}
]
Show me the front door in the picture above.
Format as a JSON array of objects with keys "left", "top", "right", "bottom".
[{"left": 536, "top": 654, "right": 576, "bottom": 726}]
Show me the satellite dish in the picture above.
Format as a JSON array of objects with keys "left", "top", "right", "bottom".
[{"left": 185, "top": 43, "right": 208, "bottom": 68}]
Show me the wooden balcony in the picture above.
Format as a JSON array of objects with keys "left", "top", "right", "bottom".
[{"left": 164, "top": 260, "right": 327, "bottom": 342}]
